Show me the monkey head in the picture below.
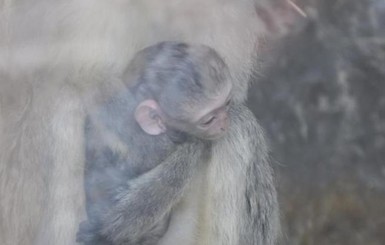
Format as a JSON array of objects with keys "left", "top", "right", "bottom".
[{"left": 131, "top": 42, "right": 233, "bottom": 141}]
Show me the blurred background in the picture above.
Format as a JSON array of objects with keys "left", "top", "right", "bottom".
[{"left": 248, "top": 0, "right": 385, "bottom": 244}]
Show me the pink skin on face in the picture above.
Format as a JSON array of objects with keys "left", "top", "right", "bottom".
[
  {"left": 194, "top": 83, "right": 232, "bottom": 139},
  {"left": 193, "top": 83, "right": 232, "bottom": 123},
  {"left": 205, "top": 108, "right": 228, "bottom": 138}
]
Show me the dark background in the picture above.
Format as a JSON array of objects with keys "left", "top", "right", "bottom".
[{"left": 247, "top": 0, "right": 385, "bottom": 244}]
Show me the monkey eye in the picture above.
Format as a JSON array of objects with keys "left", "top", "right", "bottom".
[{"left": 201, "top": 116, "right": 216, "bottom": 127}]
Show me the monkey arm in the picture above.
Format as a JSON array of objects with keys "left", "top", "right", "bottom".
[
  {"left": 207, "top": 104, "right": 280, "bottom": 245},
  {"left": 234, "top": 105, "right": 280, "bottom": 245},
  {"left": 98, "top": 141, "right": 205, "bottom": 244}
]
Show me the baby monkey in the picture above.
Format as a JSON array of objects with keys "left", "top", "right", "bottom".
[{"left": 77, "top": 42, "right": 232, "bottom": 245}]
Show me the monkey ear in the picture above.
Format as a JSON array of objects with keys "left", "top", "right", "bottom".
[{"left": 134, "top": 100, "right": 166, "bottom": 135}]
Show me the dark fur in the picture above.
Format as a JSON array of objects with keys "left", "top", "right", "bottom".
[{"left": 77, "top": 42, "right": 223, "bottom": 244}]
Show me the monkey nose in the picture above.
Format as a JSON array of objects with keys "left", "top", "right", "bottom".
[{"left": 219, "top": 114, "right": 229, "bottom": 131}]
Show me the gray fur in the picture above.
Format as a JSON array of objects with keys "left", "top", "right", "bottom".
[
  {"left": 78, "top": 89, "right": 208, "bottom": 244},
  {"left": 158, "top": 104, "right": 280, "bottom": 245},
  {"left": 78, "top": 42, "right": 225, "bottom": 245}
]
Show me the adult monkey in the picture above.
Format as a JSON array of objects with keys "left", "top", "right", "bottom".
[{"left": 0, "top": 0, "right": 295, "bottom": 244}]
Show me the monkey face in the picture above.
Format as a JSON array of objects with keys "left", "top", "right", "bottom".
[
  {"left": 131, "top": 41, "right": 233, "bottom": 141},
  {"left": 192, "top": 98, "right": 231, "bottom": 140},
  {"left": 162, "top": 88, "right": 232, "bottom": 141}
]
